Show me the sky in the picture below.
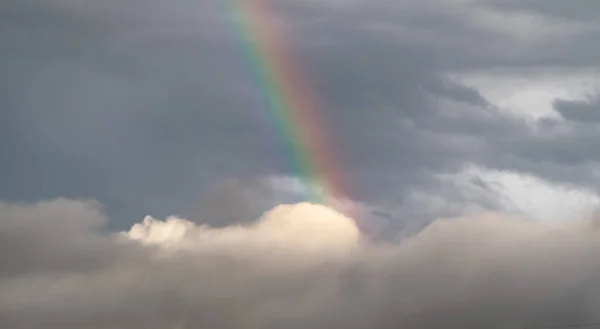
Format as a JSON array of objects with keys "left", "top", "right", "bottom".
[{"left": 2, "top": 0, "right": 600, "bottom": 328}]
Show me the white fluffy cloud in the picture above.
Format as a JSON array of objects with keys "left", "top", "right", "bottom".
[
  {"left": 127, "top": 202, "right": 361, "bottom": 256},
  {"left": 3, "top": 198, "right": 600, "bottom": 328}
]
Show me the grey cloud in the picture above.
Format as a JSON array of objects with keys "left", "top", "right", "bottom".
[
  {"left": 1, "top": 0, "right": 600, "bottom": 230},
  {"left": 4, "top": 199, "right": 600, "bottom": 328},
  {"left": 0, "top": 199, "right": 122, "bottom": 277},
  {"left": 189, "top": 177, "right": 307, "bottom": 227},
  {"left": 555, "top": 94, "right": 600, "bottom": 122},
  {"left": 489, "top": 0, "right": 600, "bottom": 22},
  {"left": 477, "top": 100, "right": 600, "bottom": 191}
]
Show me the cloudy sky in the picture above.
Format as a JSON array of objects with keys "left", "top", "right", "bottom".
[{"left": 2, "top": 0, "right": 600, "bottom": 328}]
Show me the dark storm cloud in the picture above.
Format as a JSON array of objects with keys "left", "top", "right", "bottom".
[
  {"left": 1, "top": 0, "right": 599, "bottom": 227},
  {"left": 0, "top": 0, "right": 278, "bottom": 226}
]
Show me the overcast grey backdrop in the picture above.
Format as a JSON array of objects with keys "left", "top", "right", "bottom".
[{"left": 1, "top": 0, "right": 600, "bottom": 231}]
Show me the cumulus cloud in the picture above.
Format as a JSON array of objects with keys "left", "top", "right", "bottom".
[
  {"left": 3, "top": 198, "right": 600, "bottom": 328},
  {"left": 127, "top": 202, "right": 361, "bottom": 256}
]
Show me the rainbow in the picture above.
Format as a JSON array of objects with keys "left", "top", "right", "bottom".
[{"left": 224, "top": 0, "right": 354, "bottom": 212}]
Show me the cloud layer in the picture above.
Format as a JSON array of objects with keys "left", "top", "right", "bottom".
[
  {"left": 2, "top": 0, "right": 599, "bottom": 229},
  {"left": 2, "top": 1, "right": 600, "bottom": 326},
  {"left": 3, "top": 199, "right": 600, "bottom": 328}
]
